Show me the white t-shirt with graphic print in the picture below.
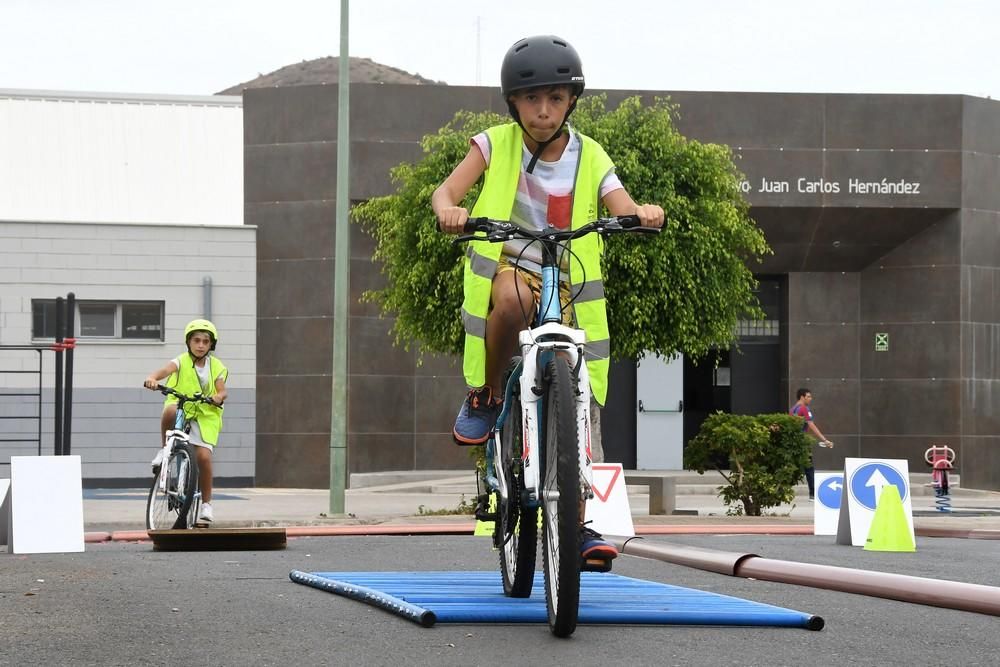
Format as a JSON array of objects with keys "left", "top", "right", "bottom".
[{"left": 471, "top": 128, "right": 623, "bottom": 276}]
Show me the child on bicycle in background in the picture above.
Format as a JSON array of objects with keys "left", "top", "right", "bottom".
[
  {"left": 143, "top": 319, "right": 228, "bottom": 525},
  {"left": 432, "top": 35, "right": 664, "bottom": 566}
]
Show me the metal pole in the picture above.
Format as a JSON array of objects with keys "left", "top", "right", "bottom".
[
  {"left": 53, "top": 297, "right": 64, "bottom": 456},
  {"left": 329, "top": 0, "right": 350, "bottom": 514},
  {"left": 36, "top": 349, "right": 43, "bottom": 455},
  {"left": 203, "top": 276, "right": 213, "bottom": 320},
  {"left": 62, "top": 292, "right": 75, "bottom": 456}
]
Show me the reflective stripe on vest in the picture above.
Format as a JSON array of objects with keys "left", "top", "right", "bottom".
[{"left": 461, "top": 122, "right": 614, "bottom": 405}]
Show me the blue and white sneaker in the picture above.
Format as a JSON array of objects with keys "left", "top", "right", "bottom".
[{"left": 452, "top": 387, "right": 502, "bottom": 446}]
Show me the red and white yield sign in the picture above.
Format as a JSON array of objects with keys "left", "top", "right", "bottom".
[{"left": 585, "top": 463, "right": 635, "bottom": 538}]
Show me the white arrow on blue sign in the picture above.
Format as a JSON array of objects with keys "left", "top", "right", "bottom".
[
  {"left": 849, "top": 462, "right": 908, "bottom": 510},
  {"left": 817, "top": 475, "right": 844, "bottom": 509}
]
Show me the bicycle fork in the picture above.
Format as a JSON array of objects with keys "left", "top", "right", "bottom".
[{"left": 516, "top": 329, "right": 594, "bottom": 507}]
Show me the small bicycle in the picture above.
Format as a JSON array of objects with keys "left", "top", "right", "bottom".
[
  {"left": 453, "top": 215, "right": 658, "bottom": 637},
  {"left": 145, "top": 384, "right": 214, "bottom": 530}
]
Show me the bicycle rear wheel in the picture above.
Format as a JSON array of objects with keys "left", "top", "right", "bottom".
[
  {"left": 146, "top": 441, "right": 199, "bottom": 530},
  {"left": 541, "top": 356, "right": 580, "bottom": 638},
  {"left": 496, "top": 365, "right": 537, "bottom": 598}
]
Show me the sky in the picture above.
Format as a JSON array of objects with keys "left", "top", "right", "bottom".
[{"left": 1, "top": 0, "right": 997, "bottom": 99}]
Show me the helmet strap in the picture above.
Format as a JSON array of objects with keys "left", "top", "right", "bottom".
[{"left": 508, "top": 99, "right": 577, "bottom": 175}]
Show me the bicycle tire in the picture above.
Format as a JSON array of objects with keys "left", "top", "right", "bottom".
[
  {"left": 541, "top": 356, "right": 580, "bottom": 638},
  {"left": 497, "top": 362, "right": 537, "bottom": 598},
  {"left": 146, "top": 441, "right": 199, "bottom": 530}
]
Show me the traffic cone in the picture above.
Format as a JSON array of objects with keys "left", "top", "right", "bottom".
[{"left": 864, "top": 484, "right": 916, "bottom": 552}]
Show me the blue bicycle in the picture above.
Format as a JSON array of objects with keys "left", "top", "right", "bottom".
[{"left": 454, "top": 215, "right": 657, "bottom": 637}]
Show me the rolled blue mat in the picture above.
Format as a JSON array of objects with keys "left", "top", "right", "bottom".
[
  {"left": 296, "top": 571, "right": 824, "bottom": 631},
  {"left": 289, "top": 570, "right": 436, "bottom": 627}
]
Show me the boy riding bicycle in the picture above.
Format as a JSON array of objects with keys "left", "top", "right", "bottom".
[
  {"left": 433, "top": 35, "right": 664, "bottom": 566},
  {"left": 143, "top": 319, "right": 228, "bottom": 525}
]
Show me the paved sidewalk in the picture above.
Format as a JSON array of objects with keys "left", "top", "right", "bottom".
[{"left": 82, "top": 470, "right": 1000, "bottom": 534}]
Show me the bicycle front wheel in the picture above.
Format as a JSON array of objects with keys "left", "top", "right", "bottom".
[
  {"left": 541, "top": 356, "right": 580, "bottom": 638},
  {"left": 146, "top": 441, "right": 199, "bottom": 530},
  {"left": 496, "top": 365, "right": 537, "bottom": 598}
]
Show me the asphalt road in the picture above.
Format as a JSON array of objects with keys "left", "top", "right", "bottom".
[{"left": 2, "top": 533, "right": 998, "bottom": 666}]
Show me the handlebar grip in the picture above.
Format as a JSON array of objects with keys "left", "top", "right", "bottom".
[
  {"left": 616, "top": 214, "right": 642, "bottom": 229},
  {"left": 437, "top": 217, "right": 491, "bottom": 234},
  {"left": 464, "top": 217, "right": 492, "bottom": 233}
]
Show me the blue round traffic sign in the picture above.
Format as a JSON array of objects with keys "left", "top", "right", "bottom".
[
  {"left": 849, "top": 462, "right": 908, "bottom": 510},
  {"left": 817, "top": 475, "right": 844, "bottom": 509}
]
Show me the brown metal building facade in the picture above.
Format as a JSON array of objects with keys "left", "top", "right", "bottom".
[{"left": 244, "top": 84, "right": 1000, "bottom": 491}]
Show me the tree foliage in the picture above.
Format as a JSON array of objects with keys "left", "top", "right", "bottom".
[
  {"left": 352, "top": 95, "right": 770, "bottom": 362},
  {"left": 685, "top": 412, "right": 813, "bottom": 516}
]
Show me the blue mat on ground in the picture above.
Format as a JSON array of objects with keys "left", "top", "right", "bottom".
[{"left": 290, "top": 570, "right": 824, "bottom": 630}]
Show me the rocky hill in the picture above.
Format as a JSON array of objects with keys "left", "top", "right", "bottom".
[{"left": 217, "top": 56, "right": 444, "bottom": 95}]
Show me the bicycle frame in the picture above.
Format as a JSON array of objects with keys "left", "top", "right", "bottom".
[{"left": 487, "top": 240, "right": 594, "bottom": 510}]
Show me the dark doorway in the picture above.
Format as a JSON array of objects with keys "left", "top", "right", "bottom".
[
  {"left": 731, "top": 343, "right": 781, "bottom": 414},
  {"left": 731, "top": 277, "right": 783, "bottom": 416},
  {"left": 682, "top": 277, "right": 783, "bottom": 448},
  {"left": 601, "top": 358, "right": 637, "bottom": 468},
  {"left": 683, "top": 350, "right": 731, "bottom": 446}
]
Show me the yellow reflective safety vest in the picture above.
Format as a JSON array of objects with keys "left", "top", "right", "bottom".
[
  {"left": 163, "top": 352, "right": 228, "bottom": 446},
  {"left": 462, "top": 122, "right": 614, "bottom": 405}
]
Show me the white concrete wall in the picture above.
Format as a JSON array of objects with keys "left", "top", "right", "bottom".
[
  {"left": 0, "top": 90, "right": 242, "bottom": 226},
  {"left": 0, "top": 220, "right": 256, "bottom": 484}
]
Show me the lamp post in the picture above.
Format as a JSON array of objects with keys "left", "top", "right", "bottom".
[{"left": 329, "top": 0, "right": 350, "bottom": 514}]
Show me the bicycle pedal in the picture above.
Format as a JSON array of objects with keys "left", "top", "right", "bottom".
[
  {"left": 473, "top": 495, "right": 496, "bottom": 522},
  {"left": 581, "top": 557, "right": 613, "bottom": 573}
]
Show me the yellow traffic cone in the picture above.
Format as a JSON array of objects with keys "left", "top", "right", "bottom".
[{"left": 864, "top": 484, "right": 916, "bottom": 552}]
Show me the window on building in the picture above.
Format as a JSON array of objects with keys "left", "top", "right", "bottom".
[
  {"left": 31, "top": 300, "right": 164, "bottom": 341},
  {"left": 32, "top": 301, "right": 59, "bottom": 338}
]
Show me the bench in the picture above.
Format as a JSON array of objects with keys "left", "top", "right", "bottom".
[{"left": 622, "top": 471, "right": 678, "bottom": 515}]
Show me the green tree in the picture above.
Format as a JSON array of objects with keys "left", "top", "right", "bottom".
[
  {"left": 685, "top": 412, "right": 813, "bottom": 516},
  {"left": 353, "top": 95, "right": 770, "bottom": 362}
]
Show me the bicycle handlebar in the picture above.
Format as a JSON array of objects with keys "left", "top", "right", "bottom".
[
  {"left": 442, "top": 215, "right": 660, "bottom": 245},
  {"left": 149, "top": 384, "right": 221, "bottom": 407}
]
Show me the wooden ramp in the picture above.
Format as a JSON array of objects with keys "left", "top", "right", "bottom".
[{"left": 149, "top": 527, "right": 287, "bottom": 551}]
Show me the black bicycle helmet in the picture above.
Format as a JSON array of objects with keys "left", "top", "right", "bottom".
[
  {"left": 500, "top": 35, "right": 585, "bottom": 173},
  {"left": 500, "top": 35, "right": 585, "bottom": 99}
]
